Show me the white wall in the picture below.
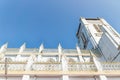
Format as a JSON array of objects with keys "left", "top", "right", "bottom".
[
  {"left": 30, "top": 76, "right": 61, "bottom": 80},
  {"left": 69, "top": 76, "right": 100, "bottom": 80},
  {"left": 0, "top": 77, "right": 22, "bottom": 80},
  {"left": 0, "top": 76, "right": 61, "bottom": 80}
]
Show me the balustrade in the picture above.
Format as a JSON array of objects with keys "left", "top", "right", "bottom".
[
  {"left": 0, "top": 62, "right": 120, "bottom": 72},
  {"left": 32, "top": 63, "right": 62, "bottom": 71},
  {"left": 0, "top": 64, "right": 4, "bottom": 70},
  {"left": 68, "top": 63, "right": 97, "bottom": 71},
  {"left": 101, "top": 63, "right": 120, "bottom": 70},
  {"left": 8, "top": 64, "right": 25, "bottom": 71}
]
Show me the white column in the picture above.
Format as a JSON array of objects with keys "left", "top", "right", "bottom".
[
  {"left": 37, "top": 44, "right": 44, "bottom": 62},
  {"left": 58, "top": 43, "right": 62, "bottom": 62},
  {"left": 93, "top": 57, "right": 102, "bottom": 71},
  {"left": 58, "top": 43, "right": 62, "bottom": 53},
  {"left": 62, "top": 55, "right": 68, "bottom": 71},
  {"left": 39, "top": 44, "right": 44, "bottom": 53},
  {"left": 93, "top": 57, "right": 107, "bottom": 80},
  {"left": 58, "top": 44, "right": 69, "bottom": 80},
  {"left": 76, "top": 45, "right": 84, "bottom": 62},
  {"left": 22, "top": 55, "right": 35, "bottom": 80},
  {"left": 25, "top": 55, "right": 35, "bottom": 71},
  {"left": 62, "top": 55, "right": 69, "bottom": 80}
]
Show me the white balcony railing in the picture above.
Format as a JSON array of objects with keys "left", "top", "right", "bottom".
[
  {"left": 101, "top": 63, "right": 120, "bottom": 70},
  {"left": 68, "top": 63, "right": 97, "bottom": 71},
  {"left": 8, "top": 64, "right": 25, "bottom": 71},
  {"left": 32, "top": 63, "right": 62, "bottom": 71},
  {"left": 0, "top": 64, "right": 5, "bottom": 70},
  {"left": 1, "top": 62, "right": 120, "bottom": 72}
]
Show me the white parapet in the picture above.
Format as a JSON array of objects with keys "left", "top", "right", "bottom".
[{"left": 58, "top": 43, "right": 62, "bottom": 62}]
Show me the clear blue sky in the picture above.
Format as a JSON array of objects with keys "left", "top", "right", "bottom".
[{"left": 0, "top": 0, "right": 120, "bottom": 48}]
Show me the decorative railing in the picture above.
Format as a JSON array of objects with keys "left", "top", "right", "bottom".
[
  {"left": 68, "top": 62, "right": 97, "bottom": 71},
  {"left": 101, "top": 62, "right": 120, "bottom": 70},
  {"left": 0, "top": 62, "right": 26, "bottom": 71},
  {"left": 0, "top": 64, "right": 5, "bottom": 70},
  {"left": 0, "top": 62, "right": 62, "bottom": 71},
  {"left": 7, "top": 64, "right": 25, "bottom": 71},
  {"left": 1, "top": 62, "right": 120, "bottom": 72},
  {"left": 32, "top": 63, "right": 62, "bottom": 71}
]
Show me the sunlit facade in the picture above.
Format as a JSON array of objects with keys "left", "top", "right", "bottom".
[
  {"left": 0, "top": 18, "right": 120, "bottom": 80},
  {"left": 76, "top": 17, "right": 120, "bottom": 62}
]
